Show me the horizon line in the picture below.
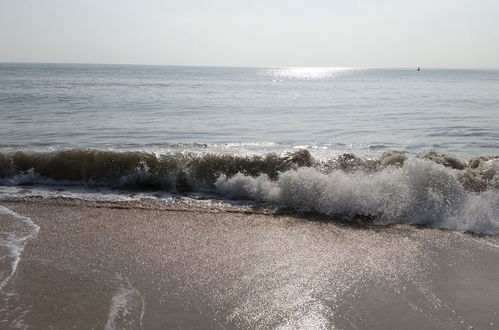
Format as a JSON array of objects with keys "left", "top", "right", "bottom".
[{"left": 0, "top": 61, "right": 498, "bottom": 70}]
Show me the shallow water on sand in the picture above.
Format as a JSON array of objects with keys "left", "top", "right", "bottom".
[{"left": 0, "top": 200, "right": 498, "bottom": 329}]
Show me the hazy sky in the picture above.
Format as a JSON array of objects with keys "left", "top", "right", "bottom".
[{"left": 1, "top": 0, "right": 498, "bottom": 68}]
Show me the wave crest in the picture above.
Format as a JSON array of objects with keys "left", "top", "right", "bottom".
[
  {"left": 0, "top": 149, "right": 313, "bottom": 189},
  {"left": 1, "top": 148, "right": 498, "bottom": 234},
  {"left": 216, "top": 159, "right": 499, "bottom": 235}
]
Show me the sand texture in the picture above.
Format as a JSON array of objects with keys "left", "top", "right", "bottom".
[{"left": 1, "top": 198, "right": 498, "bottom": 329}]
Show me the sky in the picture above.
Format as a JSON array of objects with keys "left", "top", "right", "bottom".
[{"left": 1, "top": 0, "right": 499, "bottom": 68}]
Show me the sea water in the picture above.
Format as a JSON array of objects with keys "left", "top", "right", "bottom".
[
  {"left": 1, "top": 63, "right": 498, "bottom": 157},
  {"left": 0, "top": 63, "right": 498, "bottom": 234}
]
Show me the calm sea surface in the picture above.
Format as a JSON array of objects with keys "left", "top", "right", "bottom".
[{"left": 1, "top": 63, "right": 498, "bottom": 158}]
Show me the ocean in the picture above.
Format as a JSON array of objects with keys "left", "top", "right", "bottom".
[
  {"left": 0, "top": 63, "right": 498, "bottom": 235},
  {"left": 1, "top": 63, "right": 499, "bottom": 157},
  {"left": 1, "top": 63, "right": 499, "bottom": 329}
]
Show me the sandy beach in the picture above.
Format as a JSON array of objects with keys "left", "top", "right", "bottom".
[{"left": 0, "top": 197, "right": 498, "bottom": 329}]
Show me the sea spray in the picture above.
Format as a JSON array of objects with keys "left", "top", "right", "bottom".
[
  {"left": 215, "top": 158, "right": 499, "bottom": 235},
  {"left": 1, "top": 148, "right": 498, "bottom": 234}
]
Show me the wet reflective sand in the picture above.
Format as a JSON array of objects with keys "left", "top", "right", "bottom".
[{"left": 1, "top": 199, "right": 498, "bottom": 329}]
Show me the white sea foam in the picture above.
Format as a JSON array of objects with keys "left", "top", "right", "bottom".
[
  {"left": 0, "top": 206, "right": 39, "bottom": 291},
  {"left": 1, "top": 151, "right": 498, "bottom": 235},
  {"left": 215, "top": 159, "right": 499, "bottom": 235},
  {"left": 0, "top": 185, "right": 143, "bottom": 203},
  {"left": 105, "top": 275, "right": 145, "bottom": 330}
]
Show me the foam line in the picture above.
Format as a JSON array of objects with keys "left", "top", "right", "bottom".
[
  {"left": 0, "top": 206, "right": 39, "bottom": 291},
  {"left": 105, "top": 275, "right": 145, "bottom": 330}
]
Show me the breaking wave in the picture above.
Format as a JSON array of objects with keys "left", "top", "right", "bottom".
[
  {"left": 1, "top": 149, "right": 498, "bottom": 235},
  {"left": 0, "top": 149, "right": 314, "bottom": 191}
]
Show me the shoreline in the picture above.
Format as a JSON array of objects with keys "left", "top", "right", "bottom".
[{"left": 1, "top": 197, "right": 498, "bottom": 329}]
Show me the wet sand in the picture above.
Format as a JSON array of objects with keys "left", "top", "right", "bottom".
[{"left": 1, "top": 198, "right": 498, "bottom": 329}]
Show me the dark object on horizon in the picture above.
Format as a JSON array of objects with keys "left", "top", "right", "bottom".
[{"left": 417, "top": 66, "right": 421, "bottom": 71}]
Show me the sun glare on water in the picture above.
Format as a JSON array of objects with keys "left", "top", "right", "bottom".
[{"left": 267, "top": 67, "right": 356, "bottom": 80}]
